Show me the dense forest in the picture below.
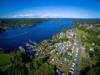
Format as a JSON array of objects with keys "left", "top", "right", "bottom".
[{"left": 0, "top": 18, "right": 49, "bottom": 30}]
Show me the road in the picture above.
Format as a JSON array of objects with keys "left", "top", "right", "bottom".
[
  {"left": 73, "top": 30, "right": 82, "bottom": 75},
  {"left": 74, "top": 41, "right": 81, "bottom": 75}
]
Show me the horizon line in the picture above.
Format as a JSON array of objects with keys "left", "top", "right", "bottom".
[{"left": 0, "top": 17, "right": 100, "bottom": 19}]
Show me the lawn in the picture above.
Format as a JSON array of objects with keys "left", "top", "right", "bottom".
[
  {"left": 0, "top": 53, "right": 11, "bottom": 66},
  {"left": 76, "top": 28, "right": 87, "bottom": 36}
]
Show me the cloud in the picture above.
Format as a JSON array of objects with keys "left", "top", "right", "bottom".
[
  {"left": 2, "top": 7, "right": 100, "bottom": 18},
  {"left": 12, "top": 13, "right": 33, "bottom": 18}
]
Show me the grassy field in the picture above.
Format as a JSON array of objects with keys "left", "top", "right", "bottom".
[{"left": 0, "top": 53, "right": 11, "bottom": 66}]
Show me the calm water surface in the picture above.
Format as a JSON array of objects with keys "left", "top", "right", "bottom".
[{"left": 0, "top": 19, "right": 74, "bottom": 51}]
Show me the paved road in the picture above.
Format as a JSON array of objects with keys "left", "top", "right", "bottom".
[
  {"left": 73, "top": 32, "right": 82, "bottom": 75},
  {"left": 74, "top": 41, "right": 81, "bottom": 75}
]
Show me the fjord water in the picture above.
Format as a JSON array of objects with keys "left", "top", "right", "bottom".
[{"left": 0, "top": 19, "right": 74, "bottom": 51}]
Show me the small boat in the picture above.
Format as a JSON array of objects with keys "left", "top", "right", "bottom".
[{"left": 29, "top": 40, "right": 37, "bottom": 45}]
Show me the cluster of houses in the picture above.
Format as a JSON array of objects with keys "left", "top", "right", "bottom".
[
  {"left": 48, "top": 29, "right": 79, "bottom": 75},
  {"left": 53, "top": 41, "right": 72, "bottom": 54},
  {"left": 58, "top": 29, "right": 76, "bottom": 39},
  {"left": 78, "top": 23, "right": 100, "bottom": 31},
  {"left": 18, "top": 29, "right": 79, "bottom": 75},
  {"left": 52, "top": 29, "right": 76, "bottom": 54}
]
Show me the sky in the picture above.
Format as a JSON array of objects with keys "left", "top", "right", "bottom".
[{"left": 0, "top": 0, "right": 100, "bottom": 18}]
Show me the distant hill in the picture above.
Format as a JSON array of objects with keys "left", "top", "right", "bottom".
[{"left": 0, "top": 18, "right": 49, "bottom": 30}]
